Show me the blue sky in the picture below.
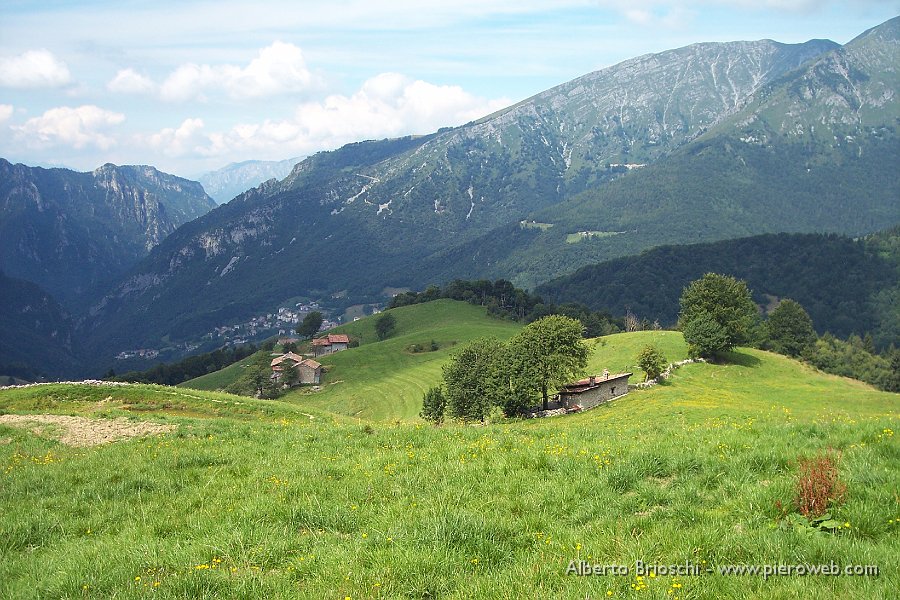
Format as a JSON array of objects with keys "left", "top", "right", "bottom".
[{"left": 0, "top": 0, "right": 896, "bottom": 177}]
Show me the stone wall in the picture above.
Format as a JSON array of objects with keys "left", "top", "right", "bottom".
[{"left": 630, "top": 358, "right": 706, "bottom": 389}]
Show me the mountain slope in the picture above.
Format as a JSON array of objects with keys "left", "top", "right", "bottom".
[
  {"left": 198, "top": 157, "right": 302, "bottom": 204},
  {"left": 0, "top": 160, "right": 216, "bottom": 308},
  {"left": 0, "top": 271, "right": 79, "bottom": 379},
  {"left": 81, "top": 37, "right": 844, "bottom": 357},
  {"left": 417, "top": 17, "right": 900, "bottom": 288}
]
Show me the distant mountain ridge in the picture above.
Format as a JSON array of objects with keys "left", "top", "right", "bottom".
[
  {"left": 199, "top": 158, "right": 302, "bottom": 204},
  {"left": 0, "top": 159, "right": 216, "bottom": 308}
]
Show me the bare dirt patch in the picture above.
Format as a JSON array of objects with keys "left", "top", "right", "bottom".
[{"left": 0, "top": 414, "right": 175, "bottom": 447}]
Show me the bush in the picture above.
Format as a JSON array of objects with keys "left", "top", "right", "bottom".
[{"left": 420, "top": 386, "right": 446, "bottom": 425}]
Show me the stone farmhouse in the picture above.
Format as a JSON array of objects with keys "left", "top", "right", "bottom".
[
  {"left": 312, "top": 333, "right": 350, "bottom": 357},
  {"left": 270, "top": 352, "right": 322, "bottom": 385},
  {"left": 558, "top": 370, "right": 632, "bottom": 412}
]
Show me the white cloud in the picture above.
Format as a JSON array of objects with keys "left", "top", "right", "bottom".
[
  {"left": 107, "top": 68, "right": 156, "bottom": 94},
  {"left": 143, "top": 72, "right": 509, "bottom": 163},
  {"left": 0, "top": 104, "right": 13, "bottom": 123},
  {"left": 13, "top": 105, "right": 125, "bottom": 150},
  {"left": 0, "top": 49, "right": 72, "bottom": 89},
  {"left": 159, "top": 41, "right": 318, "bottom": 102},
  {"left": 602, "top": 0, "right": 838, "bottom": 23},
  {"left": 145, "top": 118, "right": 208, "bottom": 157}
]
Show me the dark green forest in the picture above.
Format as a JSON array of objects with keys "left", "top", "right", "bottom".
[{"left": 537, "top": 229, "right": 900, "bottom": 348}]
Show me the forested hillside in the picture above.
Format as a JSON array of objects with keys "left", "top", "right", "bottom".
[{"left": 537, "top": 229, "right": 900, "bottom": 348}]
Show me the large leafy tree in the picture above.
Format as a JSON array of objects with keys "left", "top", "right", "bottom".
[
  {"left": 375, "top": 313, "right": 397, "bottom": 340},
  {"left": 506, "top": 315, "right": 589, "bottom": 410},
  {"left": 296, "top": 311, "right": 324, "bottom": 339},
  {"left": 679, "top": 273, "right": 758, "bottom": 358},
  {"left": 442, "top": 337, "right": 505, "bottom": 422},
  {"left": 765, "top": 299, "right": 816, "bottom": 357}
]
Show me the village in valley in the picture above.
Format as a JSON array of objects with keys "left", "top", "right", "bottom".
[{"left": 114, "top": 300, "right": 340, "bottom": 362}]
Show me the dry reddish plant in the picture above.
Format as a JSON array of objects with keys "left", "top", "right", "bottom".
[{"left": 796, "top": 452, "right": 847, "bottom": 517}]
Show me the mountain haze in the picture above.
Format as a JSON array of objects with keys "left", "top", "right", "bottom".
[
  {"left": 0, "top": 160, "right": 216, "bottom": 308},
  {"left": 198, "top": 157, "right": 302, "bottom": 204}
]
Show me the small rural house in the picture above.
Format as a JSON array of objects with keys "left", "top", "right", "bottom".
[
  {"left": 311, "top": 333, "right": 350, "bottom": 357},
  {"left": 270, "top": 352, "right": 322, "bottom": 385},
  {"left": 559, "top": 370, "right": 631, "bottom": 412}
]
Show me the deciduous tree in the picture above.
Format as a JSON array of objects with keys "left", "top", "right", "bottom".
[
  {"left": 296, "top": 311, "right": 324, "bottom": 339},
  {"left": 375, "top": 313, "right": 397, "bottom": 340},
  {"left": 442, "top": 337, "right": 505, "bottom": 422},
  {"left": 420, "top": 385, "right": 446, "bottom": 425},
  {"left": 636, "top": 344, "right": 667, "bottom": 381},
  {"left": 765, "top": 299, "right": 816, "bottom": 357},
  {"left": 679, "top": 273, "right": 758, "bottom": 358},
  {"left": 505, "top": 315, "right": 589, "bottom": 410}
]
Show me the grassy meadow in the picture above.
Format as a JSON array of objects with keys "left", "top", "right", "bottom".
[{"left": 1, "top": 302, "right": 898, "bottom": 598}]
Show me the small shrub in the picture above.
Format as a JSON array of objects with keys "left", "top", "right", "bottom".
[
  {"left": 795, "top": 452, "right": 846, "bottom": 518},
  {"left": 636, "top": 344, "right": 667, "bottom": 381},
  {"left": 420, "top": 386, "right": 446, "bottom": 425}
]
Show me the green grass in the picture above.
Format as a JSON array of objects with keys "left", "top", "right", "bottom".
[
  {"left": 566, "top": 231, "right": 623, "bottom": 244},
  {"left": 520, "top": 220, "right": 554, "bottom": 231},
  {"left": 287, "top": 300, "right": 522, "bottom": 420},
  {"left": 0, "top": 338, "right": 897, "bottom": 599},
  {"left": 182, "top": 303, "right": 687, "bottom": 421},
  {"left": 179, "top": 351, "right": 274, "bottom": 392}
]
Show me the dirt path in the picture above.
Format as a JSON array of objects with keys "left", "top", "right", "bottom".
[{"left": 0, "top": 414, "right": 175, "bottom": 447}]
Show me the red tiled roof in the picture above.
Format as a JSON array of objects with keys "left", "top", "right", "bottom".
[
  {"left": 328, "top": 334, "right": 350, "bottom": 344},
  {"left": 311, "top": 337, "right": 330, "bottom": 346},
  {"left": 298, "top": 358, "right": 322, "bottom": 369}
]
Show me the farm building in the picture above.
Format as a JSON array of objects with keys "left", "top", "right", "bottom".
[
  {"left": 312, "top": 333, "right": 350, "bottom": 357},
  {"left": 270, "top": 353, "right": 323, "bottom": 385},
  {"left": 559, "top": 371, "right": 631, "bottom": 411}
]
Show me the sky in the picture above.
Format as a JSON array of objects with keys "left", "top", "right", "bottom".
[{"left": 0, "top": 1, "right": 897, "bottom": 178}]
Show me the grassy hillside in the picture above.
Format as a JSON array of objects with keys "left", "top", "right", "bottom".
[
  {"left": 179, "top": 350, "right": 270, "bottom": 392},
  {"left": 287, "top": 300, "right": 522, "bottom": 420},
  {"left": 182, "top": 301, "right": 687, "bottom": 421},
  {"left": 1, "top": 337, "right": 896, "bottom": 598}
]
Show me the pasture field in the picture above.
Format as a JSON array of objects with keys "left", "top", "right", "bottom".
[{"left": 1, "top": 305, "right": 897, "bottom": 598}]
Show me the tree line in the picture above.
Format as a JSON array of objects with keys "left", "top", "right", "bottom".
[{"left": 676, "top": 273, "right": 899, "bottom": 392}]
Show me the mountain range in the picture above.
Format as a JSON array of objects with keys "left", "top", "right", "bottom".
[
  {"left": 0, "top": 160, "right": 216, "bottom": 310},
  {"left": 198, "top": 157, "right": 303, "bottom": 204},
  {"left": 2, "top": 16, "right": 898, "bottom": 377}
]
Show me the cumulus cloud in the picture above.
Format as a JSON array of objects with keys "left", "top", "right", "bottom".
[
  {"left": 159, "top": 41, "right": 318, "bottom": 102},
  {"left": 142, "top": 72, "right": 509, "bottom": 163},
  {"left": 0, "top": 49, "right": 72, "bottom": 88},
  {"left": 0, "top": 104, "right": 13, "bottom": 123},
  {"left": 107, "top": 68, "right": 156, "bottom": 94},
  {"left": 13, "top": 105, "right": 125, "bottom": 150},
  {"left": 145, "top": 118, "right": 208, "bottom": 157}
]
